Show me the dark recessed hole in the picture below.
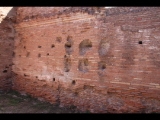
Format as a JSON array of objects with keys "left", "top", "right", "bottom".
[
  {"left": 51, "top": 44, "right": 55, "bottom": 48},
  {"left": 36, "top": 76, "right": 38, "bottom": 78},
  {"left": 102, "top": 65, "right": 106, "bottom": 69},
  {"left": 3, "top": 70, "right": 7, "bottom": 73},
  {"left": 53, "top": 78, "right": 55, "bottom": 81},
  {"left": 38, "top": 46, "right": 42, "bottom": 48},
  {"left": 65, "top": 36, "right": 73, "bottom": 55},
  {"left": 64, "top": 36, "right": 73, "bottom": 55},
  {"left": 47, "top": 53, "right": 49, "bottom": 56},
  {"left": 24, "top": 46, "right": 26, "bottom": 49},
  {"left": 26, "top": 52, "right": 30, "bottom": 57},
  {"left": 12, "top": 52, "right": 15, "bottom": 57},
  {"left": 79, "top": 39, "right": 92, "bottom": 48},
  {"left": 98, "top": 61, "right": 106, "bottom": 70},
  {"left": 38, "top": 54, "right": 41, "bottom": 57},
  {"left": 24, "top": 74, "right": 30, "bottom": 77},
  {"left": 19, "top": 55, "right": 21, "bottom": 57},
  {"left": 79, "top": 39, "right": 92, "bottom": 55},
  {"left": 65, "top": 42, "right": 72, "bottom": 48},
  {"left": 139, "top": 41, "right": 142, "bottom": 44},
  {"left": 65, "top": 42, "right": 73, "bottom": 55},
  {"left": 72, "top": 80, "right": 76, "bottom": 85}
]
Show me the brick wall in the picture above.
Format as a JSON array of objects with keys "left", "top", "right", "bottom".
[
  {"left": 12, "top": 7, "right": 160, "bottom": 113},
  {"left": 0, "top": 7, "right": 16, "bottom": 90}
]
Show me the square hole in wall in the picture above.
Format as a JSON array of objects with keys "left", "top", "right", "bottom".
[
  {"left": 12, "top": 52, "right": 15, "bottom": 57},
  {"left": 139, "top": 41, "right": 142, "bottom": 44},
  {"left": 72, "top": 80, "right": 76, "bottom": 85},
  {"left": 3, "top": 70, "right": 7, "bottom": 73},
  {"left": 51, "top": 44, "right": 55, "bottom": 48}
]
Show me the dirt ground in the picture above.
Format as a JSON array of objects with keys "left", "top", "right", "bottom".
[{"left": 0, "top": 90, "right": 84, "bottom": 113}]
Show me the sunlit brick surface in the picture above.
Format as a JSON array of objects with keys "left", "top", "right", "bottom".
[{"left": 7, "top": 7, "right": 160, "bottom": 113}]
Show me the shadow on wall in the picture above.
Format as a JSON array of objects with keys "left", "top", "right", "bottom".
[{"left": 0, "top": 7, "right": 16, "bottom": 90}]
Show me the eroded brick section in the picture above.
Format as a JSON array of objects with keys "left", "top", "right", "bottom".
[
  {"left": 0, "top": 7, "right": 16, "bottom": 90},
  {"left": 12, "top": 7, "right": 160, "bottom": 113}
]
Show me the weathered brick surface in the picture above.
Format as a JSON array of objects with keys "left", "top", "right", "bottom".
[
  {"left": 11, "top": 7, "right": 160, "bottom": 113},
  {"left": 0, "top": 7, "right": 16, "bottom": 90}
]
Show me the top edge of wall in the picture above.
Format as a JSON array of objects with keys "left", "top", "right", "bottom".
[{"left": 15, "top": 7, "right": 159, "bottom": 23}]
